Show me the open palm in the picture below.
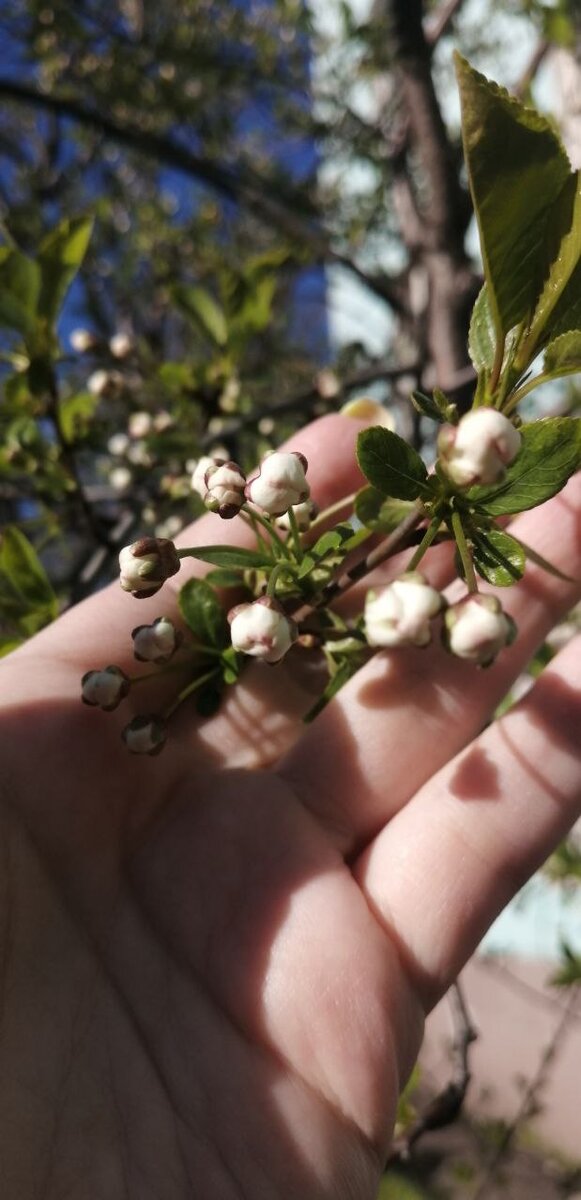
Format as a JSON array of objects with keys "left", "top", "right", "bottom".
[{"left": 1, "top": 413, "right": 580, "bottom": 1200}]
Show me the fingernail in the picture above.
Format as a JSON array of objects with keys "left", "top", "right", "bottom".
[{"left": 340, "top": 397, "right": 394, "bottom": 428}]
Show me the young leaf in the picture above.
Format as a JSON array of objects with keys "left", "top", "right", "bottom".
[
  {"left": 521, "top": 171, "right": 581, "bottom": 356},
  {"left": 178, "top": 578, "right": 229, "bottom": 648},
  {"left": 58, "top": 391, "right": 99, "bottom": 443},
  {"left": 455, "top": 55, "right": 570, "bottom": 339},
  {"left": 38, "top": 216, "right": 94, "bottom": 325},
  {"left": 470, "top": 417, "right": 581, "bottom": 515},
  {"left": 354, "top": 487, "right": 415, "bottom": 533},
  {"left": 173, "top": 285, "right": 228, "bottom": 347},
  {"left": 0, "top": 526, "right": 58, "bottom": 631},
  {"left": 181, "top": 545, "right": 275, "bottom": 569},
  {"left": 357, "top": 427, "right": 428, "bottom": 501},
  {"left": 472, "top": 529, "right": 526, "bottom": 587},
  {"left": 204, "top": 568, "right": 249, "bottom": 589},
  {"left": 468, "top": 284, "right": 496, "bottom": 373},
  {"left": 410, "top": 390, "right": 444, "bottom": 422},
  {"left": 0, "top": 248, "right": 40, "bottom": 336},
  {"left": 544, "top": 331, "right": 581, "bottom": 378}
]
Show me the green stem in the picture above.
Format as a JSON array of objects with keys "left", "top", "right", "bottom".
[
  {"left": 266, "top": 561, "right": 296, "bottom": 597},
  {"left": 503, "top": 372, "right": 553, "bottom": 415},
  {"left": 309, "top": 493, "right": 356, "bottom": 534},
  {"left": 406, "top": 513, "right": 443, "bottom": 571},
  {"left": 489, "top": 333, "right": 506, "bottom": 400},
  {"left": 238, "top": 508, "right": 268, "bottom": 552},
  {"left": 287, "top": 505, "right": 304, "bottom": 563},
  {"left": 451, "top": 509, "right": 478, "bottom": 593},
  {"left": 163, "top": 668, "right": 220, "bottom": 720},
  {"left": 242, "top": 505, "right": 290, "bottom": 558}
]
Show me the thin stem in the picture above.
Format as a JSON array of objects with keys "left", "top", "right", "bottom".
[
  {"left": 287, "top": 505, "right": 304, "bottom": 563},
  {"left": 489, "top": 333, "right": 506, "bottom": 399},
  {"left": 163, "top": 668, "right": 220, "bottom": 720},
  {"left": 242, "top": 505, "right": 290, "bottom": 558},
  {"left": 451, "top": 508, "right": 478, "bottom": 593},
  {"left": 406, "top": 513, "right": 443, "bottom": 571},
  {"left": 503, "top": 371, "right": 553, "bottom": 414},
  {"left": 308, "top": 493, "right": 356, "bottom": 535},
  {"left": 238, "top": 508, "right": 268, "bottom": 553},
  {"left": 266, "top": 561, "right": 297, "bottom": 598}
]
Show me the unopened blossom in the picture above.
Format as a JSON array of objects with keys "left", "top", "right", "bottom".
[
  {"left": 245, "top": 451, "right": 309, "bottom": 516},
  {"left": 128, "top": 411, "right": 152, "bottom": 439},
  {"left": 88, "top": 369, "right": 122, "bottom": 397},
  {"left": 443, "top": 594, "right": 517, "bottom": 666},
  {"left": 108, "top": 432, "right": 130, "bottom": 457},
  {"left": 153, "top": 410, "right": 173, "bottom": 433},
  {"left": 132, "top": 616, "right": 182, "bottom": 663},
  {"left": 110, "top": 466, "right": 132, "bottom": 492},
  {"left": 191, "top": 455, "right": 218, "bottom": 499},
  {"left": 109, "top": 331, "right": 134, "bottom": 359},
  {"left": 119, "top": 537, "right": 181, "bottom": 598},
  {"left": 228, "top": 597, "right": 297, "bottom": 664},
  {"left": 122, "top": 714, "right": 168, "bottom": 755},
  {"left": 275, "top": 500, "right": 318, "bottom": 532},
  {"left": 438, "top": 409, "right": 521, "bottom": 488},
  {"left": 71, "top": 327, "right": 97, "bottom": 353},
  {"left": 81, "top": 665, "right": 129, "bottom": 711},
  {"left": 364, "top": 572, "right": 445, "bottom": 648},
  {"left": 204, "top": 460, "right": 246, "bottom": 518}
]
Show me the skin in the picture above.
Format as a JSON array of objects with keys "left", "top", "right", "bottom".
[{"left": 0, "top": 412, "right": 580, "bottom": 1199}]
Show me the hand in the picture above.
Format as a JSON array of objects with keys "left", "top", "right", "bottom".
[{"left": 1, "top": 413, "right": 580, "bottom": 1200}]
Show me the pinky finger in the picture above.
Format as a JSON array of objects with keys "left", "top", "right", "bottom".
[{"left": 354, "top": 634, "right": 581, "bottom": 1011}]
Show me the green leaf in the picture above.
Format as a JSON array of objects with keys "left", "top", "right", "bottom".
[
  {"left": 354, "top": 487, "right": 415, "bottom": 533},
  {"left": 551, "top": 942, "right": 581, "bottom": 988},
  {"left": 544, "top": 331, "right": 581, "bottom": 379},
  {"left": 0, "top": 635, "right": 23, "bottom": 658},
  {"left": 204, "top": 568, "right": 248, "bottom": 589},
  {"left": 173, "top": 285, "right": 228, "bottom": 347},
  {"left": 38, "top": 216, "right": 94, "bottom": 325},
  {"left": 0, "top": 248, "right": 40, "bottom": 335},
  {"left": 58, "top": 391, "right": 99, "bottom": 443},
  {"left": 472, "top": 529, "right": 525, "bottom": 587},
  {"left": 182, "top": 545, "right": 275, "bottom": 570},
  {"left": 522, "top": 172, "right": 581, "bottom": 355},
  {"left": 455, "top": 55, "right": 570, "bottom": 338},
  {"left": 0, "top": 525, "right": 58, "bottom": 633},
  {"left": 178, "top": 578, "right": 229, "bottom": 648},
  {"left": 470, "top": 417, "right": 581, "bottom": 515},
  {"left": 546, "top": 259, "right": 581, "bottom": 339},
  {"left": 468, "top": 284, "right": 496, "bottom": 373},
  {"left": 356, "top": 427, "right": 428, "bottom": 501}
]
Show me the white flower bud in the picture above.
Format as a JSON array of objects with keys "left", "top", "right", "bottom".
[
  {"left": 122, "top": 714, "right": 167, "bottom": 755},
  {"left": 153, "top": 410, "right": 173, "bottom": 433},
  {"left": 444, "top": 595, "right": 517, "bottom": 666},
  {"left": 438, "top": 409, "right": 521, "bottom": 488},
  {"left": 245, "top": 451, "right": 309, "bottom": 516},
  {"left": 88, "top": 369, "right": 120, "bottom": 397},
  {"left": 71, "top": 327, "right": 97, "bottom": 353},
  {"left": 81, "top": 665, "right": 129, "bottom": 711},
  {"left": 228, "top": 597, "right": 297, "bottom": 664},
  {"left": 109, "top": 331, "right": 134, "bottom": 359},
  {"left": 127, "top": 441, "right": 152, "bottom": 467},
  {"left": 204, "top": 460, "right": 246, "bottom": 519},
  {"left": 110, "top": 466, "right": 132, "bottom": 492},
  {"left": 191, "top": 455, "right": 218, "bottom": 499},
  {"left": 275, "top": 500, "right": 317, "bottom": 532},
  {"left": 108, "top": 432, "right": 130, "bottom": 456},
  {"left": 131, "top": 616, "right": 182, "bottom": 663},
  {"left": 119, "top": 537, "right": 181, "bottom": 598},
  {"left": 364, "top": 572, "right": 445, "bottom": 648},
  {"left": 128, "top": 411, "right": 152, "bottom": 439}
]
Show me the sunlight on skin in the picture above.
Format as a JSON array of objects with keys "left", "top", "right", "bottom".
[{"left": 0, "top": 414, "right": 580, "bottom": 1199}]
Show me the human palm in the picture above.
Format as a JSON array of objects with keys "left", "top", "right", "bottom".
[{"left": 1, "top": 413, "right": 580, "bottom": 1199}]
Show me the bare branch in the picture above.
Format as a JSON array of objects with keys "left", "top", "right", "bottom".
[
  {"left": 424, "top": 0, "right": 468, "bottom": 47},
  {"left": 513, "top": 38, "right": 550, "bottom": 100}
]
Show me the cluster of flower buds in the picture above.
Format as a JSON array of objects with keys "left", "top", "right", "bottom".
[
  {"left": 132, "top": 616, "right": 182, "bottom": 663},
  {"left": 228, "top": 597, "right": 298, "bottom": 664},
  {"left": 364, "top": 573, "right": 445, "bottom": 648},
  {"left": 443, "top": 594, "right": 516, "bottom": 666},
  {"left": 438, "top": 409, "right": 521, "bottom": 488},
  {"left": 119, "top": 537, "right": 181, "bottom": 598},
  {"left": 246, "top": 451, "right": 309, "bottom": 516}
]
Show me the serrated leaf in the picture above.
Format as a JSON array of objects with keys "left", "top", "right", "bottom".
[
  {"left": 470, "top": 417, "right": 581, "bottom": 515},
  {"left": 182, "top": 545, "right": 275, "bottom": 569},
  {"left": 0, "top": 248, "right": 40, "bottom": 335},
  {"left": 546, "top": 259, "right": 581, "bottom": 339},
  {"left": 173, "top": 285, "right": 228, "bottom": 347},
  {"left": 472, "top": 529, "right": 525, "bottom": 586},
  {"left": 522, "top": 172, "right": 581, "bottom": 355},
  {"left": 178, "top": 577, "right": 229, "bottom": 648},
  {"left": 468, "top": 285, "right": 496, "bottom": 373},
  {"left": 354, "top": 487, "right": 415, "bottom": 533},
  {"left": 0, "top": 525, "right": 58, "bottom": 632},
  {"left": 456, "top": 55, "right": 570, "bottom": 339},
  {"left": 544, "top": 331, "right": 581, "bottom": 378},
  {"left": 38, "top": 216, "right": 93, "bottom": 325},
  {"left": 356, "top": 427, "right": 428, "bottom": 501}
]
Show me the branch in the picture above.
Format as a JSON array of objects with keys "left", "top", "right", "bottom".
[
  {"left": 424, "top": 0, "right": 468, "bottom": 46},
  {"left": 0, "top": 77, "right": 404, "bottom": 315},
  {"left": 385, "top": 979, "right": 477, "bottom": 1168},
  {"left": 513, "top": 38, "right": 550, "bottom": 100}
]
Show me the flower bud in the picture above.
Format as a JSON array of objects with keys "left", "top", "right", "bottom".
[
  {"left": 191, "top": 455, "right": 219, "bottom": 499},
  {"left": 438, "top": 409, "right": 521, "bottom": 488},
  {"left": 88, "top": 369, "right": 122, "bottom": 397},
  {"left": 71, "top": 327, "right": 97, "bottom": 354},
  {"left": 122, "top": 714, "right": 168, "bottom": 755},
  {"left": 119, "top": 537, "right": 181, "bottom": 598},
  {"left": 131, "top": 616, "right": 182, "bottom": 663},
  {"left": 443, "top": 594, "right": 517, "bottom": 666},
  {"left": 245, "top": 451, "right": 309, "bottom": 516},
  {"left": 108, "top": 432, "right": 130, "bottom": 456},
  {"left": 81, "top": 665, "right": 129, "bottom": 711},
  {"left": 275, "top": 500, "right": 318, "bottom": 532},
  {"left": 109, "top": 331, "right": 134, "bottom": 359},
  {"left": 128, "top": 411, "right": 152, "bottom": 439},
  {"left": 204, "top": 460, "right": 246, "bottom": 519},
  {"left": 228, "top": 596, "right": 297, "bottom": 664},
  {"left": 364, "top": 572, "right": 445, "bottom": 648}
]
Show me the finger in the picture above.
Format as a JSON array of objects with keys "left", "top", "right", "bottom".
[
  {"left": 353, "top": 632, "right": 581, "bottom": 1011},
  {"left": 280, "top": 473, "right": 581, "bottom": 854}
]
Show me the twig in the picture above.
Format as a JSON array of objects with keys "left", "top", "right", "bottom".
[
  {"left": 513, "top": 39, "right": 550, "bottom": 100},
  {"left": 385, "top": 978, "right": 477, "bottom": 1168},
  {"left": 46, "top": 373, "right": 113, "bottom": 552},
  {"left": 424, "top": 0, "right": 468, "bottom": 46}
]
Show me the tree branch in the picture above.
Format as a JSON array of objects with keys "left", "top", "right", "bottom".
[
  {"left": 424, "top": 0, "right": 468, "bottom": 46},
  {"left": 513, "top": 38, "right": 550, "bottom": 100}
]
